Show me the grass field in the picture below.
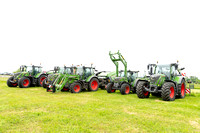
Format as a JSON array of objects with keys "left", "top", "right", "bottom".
[{"left": 0, "top": 77, "right": 200, "bottom": 132}]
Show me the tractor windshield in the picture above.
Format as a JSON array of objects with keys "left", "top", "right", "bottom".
[
  {"left": 35, "top": 67, "right": 42, "bottom": 73},
  {"left": 155, "top": 65, "right": 170, "bottom": 77},
  {"left": 65, "top": 68, "right": 72, "bottom": 74},
  {"left": 26, "top": 66, "right": 32, "bottom": 72},
  {"left": 119, "top": 71, "right": 125, "bottom": 77},
  {"left": 76, "top": 67, "right": 84, "bottom": 75},
  {"left": 84, "top": 68, "right": 93, "bottom": 77},
  {"left": 20, "top": 66, "right": 26, "bottom": 72},
  {"left": 59, "top": 67, "right": 65, "bottom": 73}
]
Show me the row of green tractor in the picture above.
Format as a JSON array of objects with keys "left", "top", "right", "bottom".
[{"left": 7, "top": 51, "right": 186, "bottom": 101}]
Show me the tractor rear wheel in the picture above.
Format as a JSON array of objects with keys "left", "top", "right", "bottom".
[
  {"left": 7, "top": 76, "right": 18, "bottom": 87},
  {"left": 88, "top": 78, "right": 99, "bottom": 91},
  {"left": 136, "top": 81, "right": 150, "bottom": 98},
  {"left": 70, "top": 83, "right": 82, "bottom": 93},
  {"left": 177, "top": 80, "right": 186, "bottom": 98},
  {"left": 106, "top": 83, "right": 116, "bottom": 93},
  {"left": 120, "top": 83, "right": 130, "bottom": 95},
  {"left": 38, "top": 75, "right": 46, "bottom": 87},
  {"left": 161, "top": 82, "right": 176, "bottom": 101},
  {"left": 42, "top": 79, "right": 47, "bottom": 88},
  {"left": 18, "top": 77, "right": 31, "bottom": 88}
]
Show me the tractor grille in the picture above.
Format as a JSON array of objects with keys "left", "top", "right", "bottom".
[
  {"left": 150, "top": 75, "right": 160, "bottom": 84},
  {"left": 114, "top": 77, "right": 123, "bottom": 82}
]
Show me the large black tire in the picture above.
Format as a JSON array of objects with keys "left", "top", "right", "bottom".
[
  {"left": 99, "top": 85, "right": 106, "bottom": 90},
  {"left": 177, "top": 80, "right": 186, "bottom": 98},
  {"left": 136, "top": 81, "right": 150, "bottom": 98},
  {"left": 88, "top": 78, "right": 99, "bottom": 91},
  {"left": 46, "top": 86, "right": 52, "bottom": 92},
  {"left": 120, "top": 83, "right": 130, "bottom": 95},
  {"left": 161, "top": 82, "right": 176, "bottom": 101},
  {"left": 70, "top": 83, "right": 82, "bottom": 93},
  {"left": 38, "top": 75, "right": 47, "bottom": 87},
  {"left": 18, "top": 77, "right": 31, "bottom": 88},
  {"left": 42, "top": 79, "right": 47, "bottom": 88},
  {"left": 52, "top": 85, "right": 56, "bottom": 93},
  {"left": 7, "top": 76, "right": 18, "bottom": 87},
  {"left": 106, "top": 83, "right": 116, "bottom": 93},
  {"left": 151, "top": 93, "right": 161, "bottom": 97}
]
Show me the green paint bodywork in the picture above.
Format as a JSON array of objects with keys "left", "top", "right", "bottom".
[
  {"left": 9, "top": 65, "right": 48, "bottom": 86},
  {"left": 137, "top": 63, "right": 185, "bottom": 94},
  {"left": 49, "top": 66, "right": 97, "bottom": 93},
  {"left": 45, "top": 66, "right": 74, "bottom": 87},
  {"left": 108, "top": 51, "right": 139, "bottom": 92}
]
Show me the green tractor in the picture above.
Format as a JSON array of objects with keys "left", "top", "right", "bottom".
[
  {"left": 106, "top": 51, "right": 139, "bottom": 95},
  {"left": 95, "top": 71, "right": 116, "bottom": 89},
  {"left": 136, "top": 63, "right": 186, "bottom": 101},
  {"left": 42, "top": 66, "right": 71, "bottom": 89},
  {"left": 50, "top": 65, "right": 103, "bottom": 93},
  {"left": 7, "top": 65, "right": 50, "bottom": 88},
  {"left": 46, "top": 66, "right": 76, "bottom": 92}
]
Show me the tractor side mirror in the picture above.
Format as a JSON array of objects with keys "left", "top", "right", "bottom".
[
  {"left": 148, "top": 67, "right": 153, "bottom": 75},
  {"left": 147, "top": 65, "right": 149, "bottom": 70},
  {"left": 180, "top": 67, "right": 185, "bottom": 70}
]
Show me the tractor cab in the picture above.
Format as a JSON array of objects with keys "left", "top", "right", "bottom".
[
  {"left": 119, "top": 70, "right": 139, "bottom": 82},
  {"left": 25, "top": 66, "right": 42, "bottom": 76},
  {"left": 19, "top": 65, "right": 27, "bottom": 72},
  {"left": 153, "top": 63, "right": 184, "bottom": 81},
  {"left": 76, "top": 66, "right": 95, "bottom": 80},
  {"left": 147, "top": 64, "right": 156, "bottom": 76}
]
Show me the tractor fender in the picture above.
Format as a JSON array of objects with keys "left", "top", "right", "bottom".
[
  {"left": 164, "top": 80, "right": 178, "bottom": 94},
  {"left": 35, "top": 73, "right": 47, "bottom": 79},
  {"left": 133, "top": 79, "right": 140, "bottom": 88},
  {"left": 86, "top": 76, "right": 99, "bottom": 82},
  {"left": 75, "top": 80, "right": 84, "bottom": 87},
  {"left": 178, "top": 77, "right": 185, "bottom": 84}
]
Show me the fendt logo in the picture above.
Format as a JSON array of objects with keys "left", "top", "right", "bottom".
[{"left": 182, "top": 73, "right": 186, "bottom": 77}]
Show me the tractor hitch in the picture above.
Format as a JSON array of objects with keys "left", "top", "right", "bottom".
[{"left": 144, "top": 85, "right": 161, "bottom": 93}]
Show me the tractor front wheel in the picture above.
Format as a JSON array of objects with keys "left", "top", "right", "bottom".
[
  {"left": 177, "top": 80, "right": 186, "bottom": 98},
  {"left": 161, "top": 82, "right": 176, "bottom": 101},
  {"left": 18, "top": 77, "right": 31, "bottom": 88},
  {"left": 136, "top": 81, "right": 150, "bottom": 98},
  {"left": 38, "top": 75, "right": 46, "bottom": 87},
  {"left": 106, "top": 83, "right": 116, "bottom": 93},
  {"left": 7, "top": 76, "right": 18, "bottom": 87},
  {"left": 70, "top": 83, "right": 82, "bottom": 93},
  {"left": 88, "top": 78, "right": 99, "bottom": 91},
  {"left": 42, "top": 79, "right": 47, "bottom": 88},
  {"left": 120, "top": 83, "right": 130, "bottom": 95}
]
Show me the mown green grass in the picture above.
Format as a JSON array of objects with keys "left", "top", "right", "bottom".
[{"left": 0, "top": 77, "right": 200, "bottom": 132}]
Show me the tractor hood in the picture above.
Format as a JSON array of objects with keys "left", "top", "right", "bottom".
[
  {"left": 150, "top": 74, "right": 165, "bottom": 84},
  {"left": 45, "top": 71, "right": 53, "bottom": 75},
  {"left": 13, "top": 72, "right": 29, "bottom": 80},
  {"left": 114, "top": 77, "right": 126, "bottom": 83},
  {"left": 97, "top": 71, "right": 116, "bottom": 77}
]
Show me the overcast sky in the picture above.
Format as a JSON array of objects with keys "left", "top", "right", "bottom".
[{"left": 0, "top": 0, "right": 200, "bottom": 78}]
